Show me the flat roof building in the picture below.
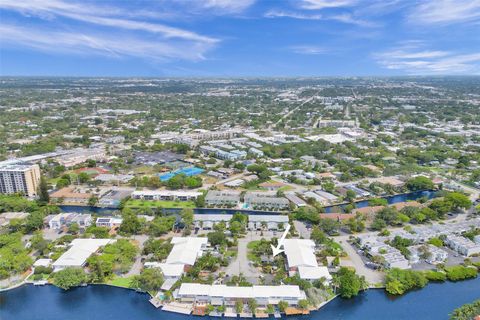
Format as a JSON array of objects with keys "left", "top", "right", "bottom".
[
  {"left": 52, "top": 238, "right": 114, "bottom": 271},
  {"left": 0, "top": 163, "right": 41, "bottom": 198}
]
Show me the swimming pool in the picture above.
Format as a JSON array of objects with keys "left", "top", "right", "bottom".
[{"left": 159, "top": 166, "right": 204, "bottom": 181}]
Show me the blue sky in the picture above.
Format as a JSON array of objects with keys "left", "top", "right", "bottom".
[{"left": 0, "top": 0, "right": 479, "bottom": 76}]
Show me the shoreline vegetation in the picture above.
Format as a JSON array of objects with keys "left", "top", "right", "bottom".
[{"left": 450, "top": 299, "right": 480, "bottom": 320}]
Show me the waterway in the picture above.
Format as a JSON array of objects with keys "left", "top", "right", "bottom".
[
  {"left": 59, "top": 190, "right": 438, "bottom": 215},
  {"left": 1, "top": 277, "right": 478, "bottom": 320}
]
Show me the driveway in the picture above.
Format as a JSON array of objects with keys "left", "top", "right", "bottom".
[{"left": 335, "top": 235, "right": 384, "bottom": 286}]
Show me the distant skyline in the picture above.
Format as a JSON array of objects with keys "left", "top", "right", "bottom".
[{"left": 1, "top": 0, "right": 479, "bottom": 77}]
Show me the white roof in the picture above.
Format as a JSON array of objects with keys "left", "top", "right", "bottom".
[
  {"left": 194, "top": 214, "right": 233, "bottom": 222},
  {"left": 178, "top": 284, "right": 302, "bottom": 299},
  {"left": 132, "top": 190, "right": 201, "bottom": 197},
  {"left": 248, "top": 215, "right": 289, "bottom": 223},
  {"left": 283, "top": 239, "right": 318, "bottom": 268},
  {"left": 166, "top": 237, "right": 208, "bottom": 266},
  {"left": 298, "top": 266, "right": 332, "bottom": 280},
  {"left": 144, "top": 262, "right": 184, "bottom": 277},
  {"left": 53, "top": 239, "right": 114, "bottom": 268},
  {"left": 33, "top": 258, "right": 52, "bottom": 267}
]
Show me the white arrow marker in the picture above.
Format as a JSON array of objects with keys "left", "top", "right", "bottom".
[{"left": 271, "top": 223, "right": 291, "bottom": 257}]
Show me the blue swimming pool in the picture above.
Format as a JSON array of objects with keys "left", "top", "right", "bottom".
[{"left": 159, "top": 167, "right": 204, "bottom": 181}]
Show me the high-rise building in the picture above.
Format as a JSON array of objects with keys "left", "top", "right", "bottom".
[{"left": 0, "top": 164, "right": 41, "bottom": 197}]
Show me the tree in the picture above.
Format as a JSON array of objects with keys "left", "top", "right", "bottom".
[
  {"left": 229, "top": 220, "right": 243, "bottom": 236},
  {"left": 68, "top": 222, "right": 80, "bottom": 234},
  {"left": 119, "top": 209, "right": 141, "bottom": 235},
  {"left": 369, "top": 198, "right": 388, "bottom": 206},
  {"left": 444, "top": 192, "right": 472, "bottom": 210},
  {"left": 318, "top": 218, "right": 340, "bottom": 235},
  {"left": 247, "top": 298, "right": 258, "bottom": 313},
  {"left": 278, "top": 300, "right": 289, "bottom": 312},
  {"left": 235, "top": 300, "right": 244, "bottom": 314},
  {"left": 298, "top": 299, "right": 309, "bottom": 310},
  {"left": 53, "top": 268, "right": 88, "bottom": 290},
  {"left": 335, "top": 267, "right": 367, "bottom": 298},
  {"left": 130, "top": 268, "right": 164, "bottom": 292},
  {"left": 88, "top": 195, "right": 98, "bottom": 206},
  {"left": 78, "top": 172, "right": 90, "bottom": 184},
  {"left": 38, "top": 176, "right": 50, "bottom": 204},
  {"left": 385, "top": 268, "right": 428, "bottom": 295},
  {"left": 345, "top": 190, "right": 356, "bottom": 202},
  {"left": 405, "top": 176, "right": 434, "bottom": 191},
  {"left": 310, "top": 226, "right": 328, "bottom": 245},
  {"left": 180, "top": 208, "right": 194, "bottom": 229},
  {"left": 207, "top": 231, "right": 227, "bottom": 246}
]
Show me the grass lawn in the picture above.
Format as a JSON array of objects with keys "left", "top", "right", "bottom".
[
  {"left": 125, "top": 199, "right": 196, "bottom": 209},
  {"left": 107, "top": 276, "right": 134, "bottom": 288}
]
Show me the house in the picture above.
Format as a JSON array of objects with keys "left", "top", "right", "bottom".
[
  {"left": 0, "top": 212, "right": 29, "bottom": 227},
  {"left": 408, "top": 244, "right": 448, "bottom": 265},
  {"left": 131, "top": 190, "right": 201, "bottom": 202},
  {"left": 95, "top": 216, "right": 123, "bottom": 228},
  {"left": 247, "top": 215, "right": 289, "bottom": 231},
  {"left": 244, "top": 192, "right": 289, "bottom": 210},
  {"left": 165, "top": 237, "right": 208, "bottom": 269},
  {"left": 52, "top": 239, "right": 114, "bottom": 271},
  {"left": 282, "top": 238, "right": 331, "bottom": 281},
  {"left": 285, "top": 193, "right": 307, "bottom": 207},
  {"left": 45, "top": 213, "right": 92, "bottom": 230},
  {"left": 194, "top": 214, "right": 233, "bottom": 230},
  {"left": 50, "top": 187, "right": 92, "bottom": 205},
  {"left": 258, "top": 181, "right": 286, "bottom": 191},
  {"left": 445, "top": 235, "right": 480, "bottom": 257},
  {"left": 205, "top": 190, "right": 241, "bottom": 207},
  {"left": 177, "top": 283, "right": 304, "bottom": 307}
]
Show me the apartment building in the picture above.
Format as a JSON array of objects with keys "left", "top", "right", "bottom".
[{"left": 0, "top": 163, "right": 41, "bottom": 197}]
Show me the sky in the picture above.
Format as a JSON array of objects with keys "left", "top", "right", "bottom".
[{"left": 0, "top": 0, "right": 480, "bottom": 77}]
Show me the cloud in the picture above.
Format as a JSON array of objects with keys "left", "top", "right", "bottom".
[
  {"left": 408, "top": 0, "right": 480, "bottom": 25},
  {"left": 0, "top": 0, "right": 218, "bottom": 61},
  {"left": 199, "top": 0, "right": 256, "bottom": 14},
  {"left": 265, "top": 9, "right": 375, "bottom": 27},
  {"left": 290, "top": 45, "right": 328, "bottom": 55},
  {"left": 0, "top": 23, "right": 212, "bottom": 61},
  {"left": 299, "top": 0, "right": 358, "bottom": 10},
  {"left": 264, "top": 10, "right": 322, "bottom": 20},
  {"left": 374, "top": 42, "right": 480, "bottom": 74}
]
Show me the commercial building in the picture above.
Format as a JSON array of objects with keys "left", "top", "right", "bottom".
[
  {"left": 0, "top": 163, "right": 41, "bottom": 197},
  {"left": 52, "top": 238, "right": 114, "bottom": 271},
  {"left": 204, "top": 190, "right": 241, "bottom": 207},
  {"left": 177, "top": 283, "right": 304, "bottom": 306},
  {"left": 55, "top": 148, "right": 106, "bottom": 167},
  {"left": 131, "top": 190, "right": 201, "bottom": 202}
]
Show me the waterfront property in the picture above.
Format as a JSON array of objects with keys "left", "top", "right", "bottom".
[
  {"left": 282, "top": 239, "right": 332, "bottom": 281},
  {"left": 52, "top": 238, "right": 114, "bottom": 271},
  {"left": 247, "top": 214, "right": 289, "bottom": 231},
  {"left": 193, "top": 214, "right": 233, "bottom": 230},
  {"left": 131, "top": 190, "right": 201, "bottom": 202},
  {"left": 204, "top": 190, "right": 241, "bottom": 207},
  {"left": 176, "top": 283, "right": 305, "bottom": 306},
  {"left": 244, "top": 191, "right": 290, "bottom": 210}
]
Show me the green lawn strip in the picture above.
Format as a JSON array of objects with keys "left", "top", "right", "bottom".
[{"left": 106, "top": 276, "right": 134, "bottom": 288}]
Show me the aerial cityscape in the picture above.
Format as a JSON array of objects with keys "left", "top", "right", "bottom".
[{"left": 1, "top": 1, "right": 480, "bottom": 320}]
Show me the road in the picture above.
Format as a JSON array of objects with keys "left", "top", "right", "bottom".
[
  {"left": 270, "top": 93, "right": 317, "bottom": 129},
  {"left": 335, "top": 235, "right": 384, "bottom": 286}
]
